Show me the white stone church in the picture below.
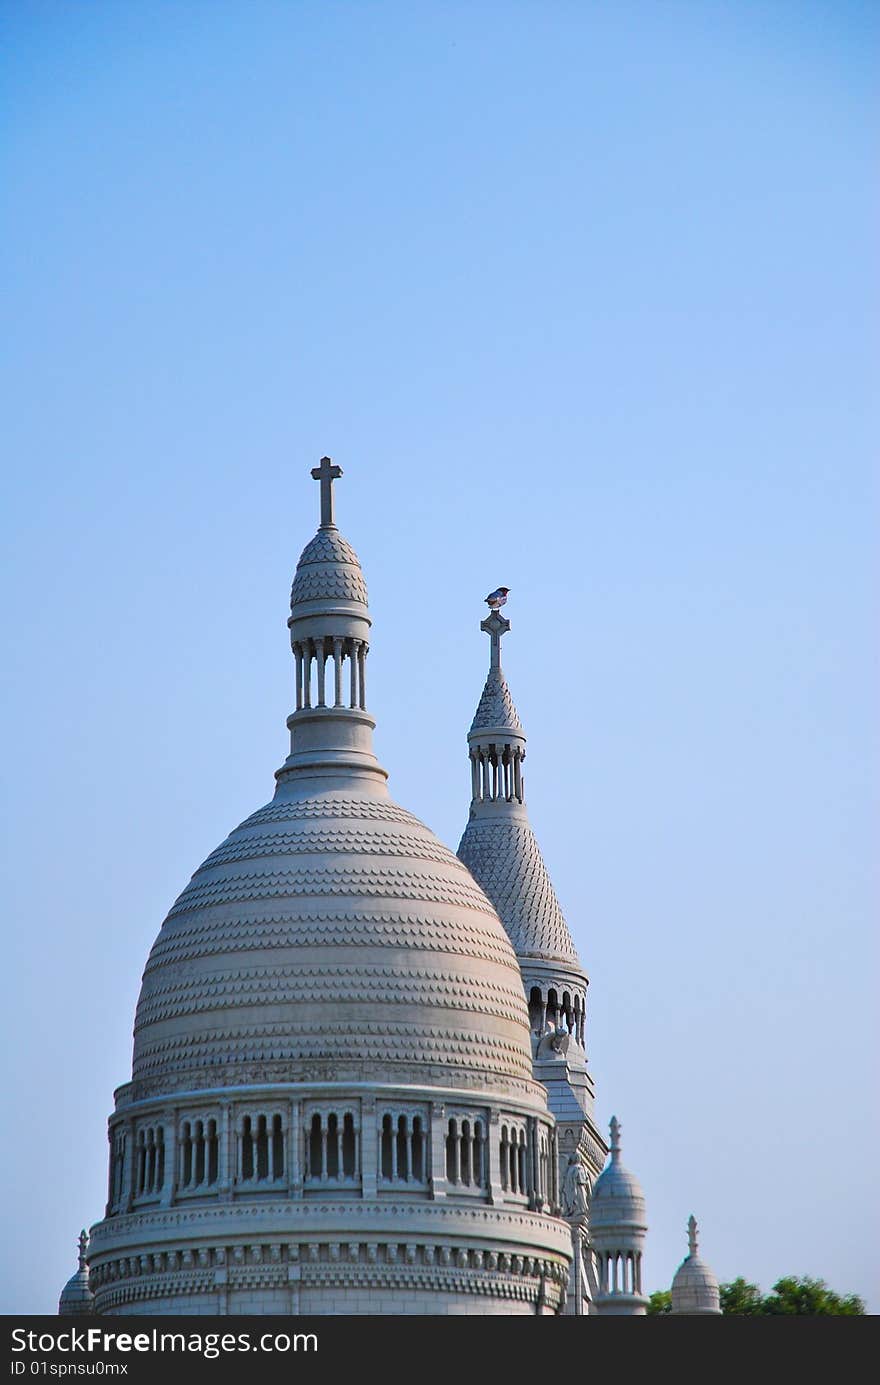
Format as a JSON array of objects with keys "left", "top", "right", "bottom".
[{"left": 60, "top": 460, "right": 721, "bottom": 1317}]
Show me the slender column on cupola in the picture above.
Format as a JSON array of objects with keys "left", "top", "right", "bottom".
[
  {"left": 302, "top": 642, "right": 311, "bottom": 708},
  {"left": 333, "top": 637, "right": 344, "bottom": 706},
  {"left": 277, "top": 456, "right": 388, "bottom": 788},
  {"left": 294, "top": 646, "right": 303, "bottom": 710},
  {"left": 316, "top": 645, "right": 326, "bottom": 707}
]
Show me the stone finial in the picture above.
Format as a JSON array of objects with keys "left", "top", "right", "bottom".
[
  {"left": 609, "top": 1115, "right": 621, "bottom": 1160},
  {"left": 480, "top": 609, "right": 511, "bottom": 673},
  {"left": 77, "top": 1230, "right": 88, "bottom": 1270},
  {"left": 311, "top": 455, "right": 343, "bottom": 528},
  {"left": 687, "top": 1215, "right": 698, "bottom": 1258}
]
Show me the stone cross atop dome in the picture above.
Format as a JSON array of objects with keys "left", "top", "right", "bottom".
[
  {"left": 469, "top": 604, "right": 524, "bottom": 750},
  {"left": 480, "top": 609, "right": 510, "bottom": 674},
  {"left": 311, "top": 455, "right": 342, "bottom": 528}
]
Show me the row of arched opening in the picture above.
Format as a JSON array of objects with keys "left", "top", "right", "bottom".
[
  {"left": 598, "top": 1250, "right": 643, "bottom": 1297},
  {"left": 135, "top": 1127, "right": 164, "bottom": 1197},
  {"left": 306, "top": 1110, "right": 358, "bottom": 1181},
  {"left": 293, "top": 636, "right": 367, "bottom": 713},
  {"left": 469, "top": 745, "right": 524, "bottom": 804},
  {"left": 240, "top": 1113, "right": 284, "bottom": 1182},
  {"left": 180, "top": 1119, "right": 220, "bottom": 1188},
  {"left": 445, "top": 1117, "right": 485, "bottom": 1188},
  {"left": 111, "top": 1106, "right": 558, "bottom": 1208},
  {"left": 528, "top": 986, "right": 586, "bottom": 1046},
  {"left": 499, "top": 1125, "right": 528, "bottom": 1195},
  {"left": 381, "top": 1113, "right": 426, "bottom": 1182}
]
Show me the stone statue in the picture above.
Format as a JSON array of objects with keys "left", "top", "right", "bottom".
[
  {"left": 536, "top": 1026, "right": 570, "bottom": 1060},
  {"left": 562, "top": 1153, "right": 589, "bottom": 1218}
]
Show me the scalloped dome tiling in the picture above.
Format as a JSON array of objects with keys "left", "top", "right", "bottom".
[
  {"left": 456, "top": 818, "right": 580, "bottom": 966},
  {"left": 132, "top": 787, "right": 537, "bottom": 1098},
  {"left": 470, "top": 670, "right": 524, "bottom": 734},
  {"left": 289, "top": 527, "right": 368, "bottom": 608}
]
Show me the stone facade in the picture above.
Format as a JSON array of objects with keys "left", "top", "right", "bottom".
[
  {"left": 61, "top": 460, "right": 723, "bottom": 1318},
  {"left": 80, "top": 460, "right": 572, "bottom": 1316}
]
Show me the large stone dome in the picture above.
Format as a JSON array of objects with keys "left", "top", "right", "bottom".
[
  {"left": 86, "top": 461, "right": 572, "bottom": 1317},
  {"left": 131, "top": 783, "right": 537, "bottom": 1099}
]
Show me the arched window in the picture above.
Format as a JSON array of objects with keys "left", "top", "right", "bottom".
[
  {"left": 307, "top": 1114, "right": 322, "bottom": 1181},
  {"left": 242, "top": 1116, "right": 255, "bottom": 1181},
  {"left": 305, "top": 1108, "right": 359, "bottom": 1184},
  {"left": 271, "top": 1114, "right": 284, "bottom": 1179},
  {"left": 342, "top": 1113, "right": 356, "bottom": 1178},
  {"left": 411, "top": 1116, "right": 424, "bottom": 1182},
  {"left": 446, "top": 1118, "right": 459, "bottom": 1183},
  {"left": 208, "top": 1119, "right": 219, "bottom": 1183},
  {"left": 155, "top": 1128, "right": 165, "bottom": 1190},
  {"left": 528, "top": 986, "right": 544, "bottom": 1034},
  {"left": 181, "top": 1122, "right": 192, "bottom": 1188},
  {"left": 381, "top": 1114, "right": 394, "bottom": 1180},
  {"left": 194, "top": 1121, "right": 205, "bottom": 1185},
  {"left": 325, "top": 1113, "right": 339, "bottom": 1179},
  {"left": 459, "top": 1120, "right": 471, "bottom": 1185},
  {"left": 136, "top": 1131, "right": 146, "bottom": 1195}
]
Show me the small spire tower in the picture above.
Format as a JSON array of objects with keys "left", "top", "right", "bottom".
[
  {"left": 590, "top": 1117, "right": 649, "bottom": 1316},
  {"left": 670, "top": 1216, "right": 722, "bottom": 1315},
  {"left": 457, "top": 601, "right": 608, "bottom": 1313},
  {"left": 58, "top": 1230, "right": 93, "bottom": 1317}
]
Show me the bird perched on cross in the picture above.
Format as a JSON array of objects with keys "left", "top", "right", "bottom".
[{"left": 485, "top": 587, "right": 509, "bottom": 610}]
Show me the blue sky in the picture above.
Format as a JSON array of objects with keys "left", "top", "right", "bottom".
[{"left": 2, "top": 1, "right": 877, "bottom": 1312}]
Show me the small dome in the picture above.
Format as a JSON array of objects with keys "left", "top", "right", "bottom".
[
  {"left": 58, "top": 1231, "right": 93, "bottom": 1317},
  {"left": 590, "top": 1116, "right": 647, "bottom": 1229},
  {"left": 290, "top": 527, "right": 368, "bottom": 611},
  {"left": 670, "top": 1216, "right": 722, "bottom": 1315}
]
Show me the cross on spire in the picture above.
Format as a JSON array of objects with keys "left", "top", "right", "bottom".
[
  {"left": 480, "top": 609, "right": 510, "bottom": 672},
  {"left": 687, "top": 1215, "right": 699, "bottom": 1257},
  {"left": 311, "top": 455, "right": 343, "bottom": 528}
]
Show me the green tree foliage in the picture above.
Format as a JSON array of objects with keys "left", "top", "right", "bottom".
[
  {"left": 649, "top": 1274, "right": 867, "bottom": 1315},
  {"left": 646, "top": 1289, "right": 672, "bottom": 1314},
  {"left": 719, "top": 1277, "right": 765, "bottom": 1315},
  {"left": 760, "top": 1276, "right": 865, "bottom": 1316}
]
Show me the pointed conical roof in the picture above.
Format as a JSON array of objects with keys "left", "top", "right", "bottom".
[
  {"left": 470, "top": 668, "right": 524, "bottom": 735},
  {"left": 457, "top": 603, "right": 583, "bottom": 971},
  {"left": 458, "top": 818, "right": 579, "bottom": 965}
]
